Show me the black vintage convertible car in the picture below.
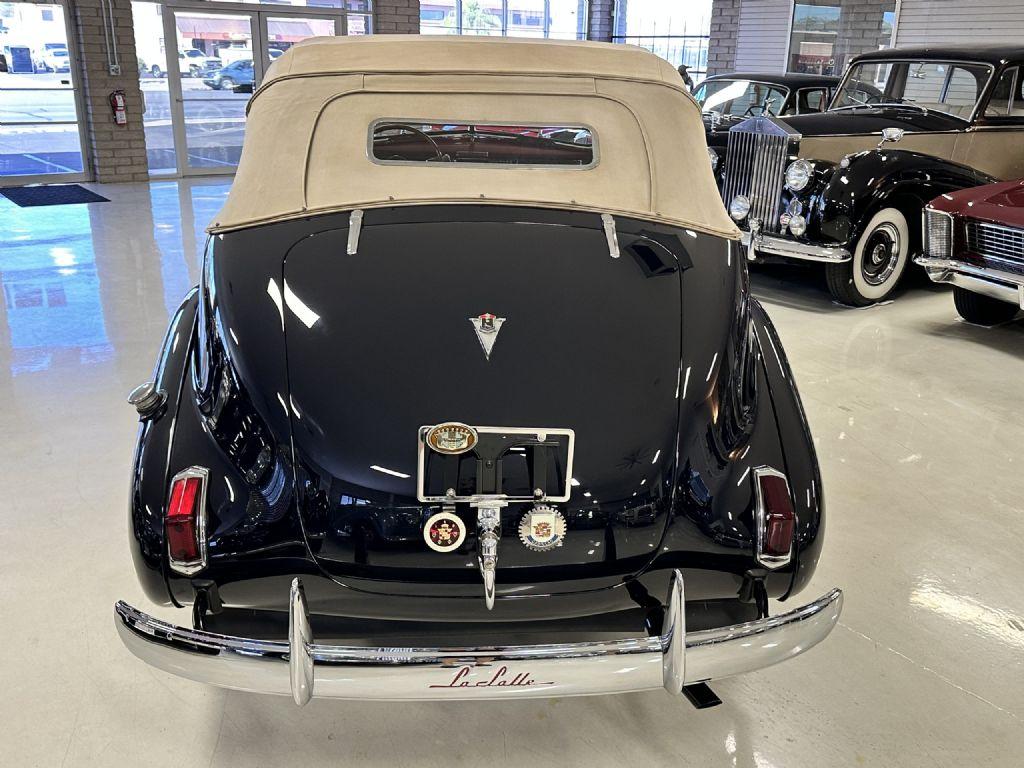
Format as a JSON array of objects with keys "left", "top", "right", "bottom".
[
  {"left": 713, "top": 45, "right": 1024, "bottom": 305},
  {"left": 116, "top": 36, "right": 841, "bottom": 707}
]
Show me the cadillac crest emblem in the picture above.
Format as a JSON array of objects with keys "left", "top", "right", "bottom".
[
  {"left": 424, "top": 510, "right": 467, "bottom": 552},
  {"left": 469, "top": 313, "right": 506, "bottom": 360},
  {"left": 518, "top": 505, "right": 567, "bottom": 552},
  {"left": 425, "top": 422, "right": 478, "bottom": 455}
]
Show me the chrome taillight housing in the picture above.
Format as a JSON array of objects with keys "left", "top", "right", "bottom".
[
  {"left": 166, "top": 466, "right": 209, "bottom": 575},
  {"left": 752, "top": 466, "right": 796, "bottom": 569}
]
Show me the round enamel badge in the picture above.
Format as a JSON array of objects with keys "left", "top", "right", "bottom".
[
  {"left": 518, "top": 505, "right": 567, "bottom": 552},
  {"left": 424, "top": 511, "right": 467, "bottom": 553},
  {"left": 425, "top": 422, "right": 478, "bottom": 455}
]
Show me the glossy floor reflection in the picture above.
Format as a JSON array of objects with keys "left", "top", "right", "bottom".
[{"left": 1, "top": 180, "right": 1022, "bottom": 767}]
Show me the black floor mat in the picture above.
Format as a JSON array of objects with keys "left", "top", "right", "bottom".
[{"left": 1, "top": 184, "right": 110, "bottom": 207}]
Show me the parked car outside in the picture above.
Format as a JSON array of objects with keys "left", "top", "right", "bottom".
[
  {"left": 115, "top": 36, "right": 841, "bottom": 708},
  {"left": 715, "top": 45, "right": 1024, "bottom": 306},
  {"left": 41, "top": 45, "right": 70, "bottom": 73},
  {"left": 918, "top": 179, "right": 1024, "bottom": 325},
  {"left": 203, "top": 58, "right": 254, "bottom": 90}
]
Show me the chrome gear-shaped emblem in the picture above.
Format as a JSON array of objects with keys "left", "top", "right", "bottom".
[
  {"left": 518, "top": 505, "right": 567, "bottom": 552},
  {"left": 469, "top": 313, "right": 506, "bottom": 361}
]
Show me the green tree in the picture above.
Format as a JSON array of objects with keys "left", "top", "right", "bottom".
[{"left": 459, "top": 1, "right": 501, "bottom": 35}]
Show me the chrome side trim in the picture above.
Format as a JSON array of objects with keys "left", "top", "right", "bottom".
[
  {"left": 915, "top": 256, "right": 1024, "bottom": 308},
  {"left": 113, "top": 577, "right": 843, "bottom": 703},
  {"left": 602, "top": 213, "right": 620, "bottom": 259},
  {"left": 742, "top": 230, "right": 851, "bottom": 263},
  {"left": 346, "top": 209, "right": 364, "bottom": 255}
]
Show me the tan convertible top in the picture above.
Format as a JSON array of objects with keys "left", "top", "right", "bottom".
[{"left": 210, "top": 36, "right": 739, "bottom": 239}]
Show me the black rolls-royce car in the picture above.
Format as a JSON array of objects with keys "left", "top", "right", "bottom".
[
  {"left": 696, "top": 72, "right": 839, "bottom": 141},
  {"left": 115, "top": 36, "right": 841, "bottom": 707},
  {"left": 714, "top": 45, "right": 1024, "bottom": 306},
  {"left": 697, "top": 73, "right": 841, "bottom": 175}
]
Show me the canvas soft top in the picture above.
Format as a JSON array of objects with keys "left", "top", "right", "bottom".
[{"left": 209, "top": 35, "right": 740, "bottom": 239}]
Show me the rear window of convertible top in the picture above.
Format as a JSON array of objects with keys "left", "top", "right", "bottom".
[{"left": 369, "top": 121, "right": 596, "bottom": 167}]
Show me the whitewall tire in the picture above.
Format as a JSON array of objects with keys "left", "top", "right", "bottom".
[{"left": 825, "top": 207, "right": 910, "bottom": 306}]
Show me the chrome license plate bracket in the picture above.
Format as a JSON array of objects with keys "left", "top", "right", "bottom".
[{"left": 416, "top": 425, "right": 575, "bottom": 503}]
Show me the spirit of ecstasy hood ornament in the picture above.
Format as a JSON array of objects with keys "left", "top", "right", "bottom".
[{"left": 469, "top": 313, "right": 506, "bottom": 361}]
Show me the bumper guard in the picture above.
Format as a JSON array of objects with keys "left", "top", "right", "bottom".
[
  {"left": 742, "top": 224, "right": 851, "bottom": 263},
  {"left": 115, "top": 572, "right": 842, "bottom": 705},
  {"left": 915, "top": 256, "right": 1024, "bottom": 309}
]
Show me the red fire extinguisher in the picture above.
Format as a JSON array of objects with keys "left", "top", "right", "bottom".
[{"left": 110, "top": 90, "right": 127, "bottom": 125}]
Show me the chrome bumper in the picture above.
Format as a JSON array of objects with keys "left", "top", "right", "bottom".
[
  {"left": 742, "top": 228, "right": 851, "bottom": 263},
  {"left": 114, "top": 573, "right": 842, "bottom": 705},
  {"left": 915, "top": 256, "right": 1024, "bottom": 309}
]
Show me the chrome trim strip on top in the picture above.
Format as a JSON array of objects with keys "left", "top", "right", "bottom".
[
  {"left": 416, "top": 425, "right": 576, "bottom": 503},
  {"left": 114, "top": 575, "right": 843, "bottom": 704},
  {"left": 741, "top": 230, "right": 851, "bottom": 263}
]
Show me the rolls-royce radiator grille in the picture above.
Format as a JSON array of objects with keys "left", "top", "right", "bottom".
[
  {"left": 923, "top": 209, "right": 952, "bottom": 259},
  {"left": 966, "top": 220, "right": 1024, "bottom": 275},
  {"left": 723, "top": 128, "right": 789, "bottom": 234}
]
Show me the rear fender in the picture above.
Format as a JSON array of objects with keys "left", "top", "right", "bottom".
[
  {"left": 749, "top": 300, "right": 823, "bottom": 599},
  {"left": 129, "top": 289, "right": 199, "bottom": 605}
]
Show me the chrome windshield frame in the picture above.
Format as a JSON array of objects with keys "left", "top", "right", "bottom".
[{"left": 828, "top": 58, "right": 997, "bottom": 123}]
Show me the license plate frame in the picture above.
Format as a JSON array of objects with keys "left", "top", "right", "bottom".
[{"left": 416, "top": 425, "right": 575, "bottom": 504}]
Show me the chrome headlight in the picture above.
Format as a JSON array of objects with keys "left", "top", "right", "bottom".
[
  {"left": 707, "top": 147, "right": 720, "bottom": 172},
  {"left": 785, "top": 159, "right": 813, "bottom": 192},
  {"left": 787, "top": 198, "right": 804, "bottom": 217},
  {"left": 729, "top": 195, "right": 750, "bottom": 221},
  {"left": 788, "top": 214, "right": 807, "bottom": 236}
]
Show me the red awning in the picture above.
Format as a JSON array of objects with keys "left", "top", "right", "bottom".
[{"left": 176, "top": 15, "right": 318, "bottom": 43}]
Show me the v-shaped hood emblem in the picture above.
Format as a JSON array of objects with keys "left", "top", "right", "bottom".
[{"left": 469, "top": 313, "right": 506, "bottom": 361}]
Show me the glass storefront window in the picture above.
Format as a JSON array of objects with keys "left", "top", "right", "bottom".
[
  {"left": 462, "top": 0, "right": 503, "bottom": 35},
  {"left": 611, "top": 0, "right": 711, "bottom": 78},
  {"left": 788, "top": 0, "right": 896, "bottom": 76},
  {"left": 0, "top": 1, "right": 87, "bottom": 179},
  {"left": 420, "top": 0, "right": 586, "bottom": 40}
]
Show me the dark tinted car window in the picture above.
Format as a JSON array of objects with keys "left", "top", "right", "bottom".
[
  {"left": 370, "top": 122, "right": 595, "bottom": 167},
  {"left": 984, "top": 65, "right": 1024, "bottom": 121}
]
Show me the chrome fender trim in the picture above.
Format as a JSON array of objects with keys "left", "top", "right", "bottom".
[{"left": 114, "top": 574, "right": 842, "bottom": 704}]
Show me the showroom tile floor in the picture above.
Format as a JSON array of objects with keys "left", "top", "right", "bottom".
[{"left": 1, "top": 179, "right": 1022, "bottom": 767}]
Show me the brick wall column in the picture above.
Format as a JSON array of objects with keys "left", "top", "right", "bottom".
[
  {"left": 707, "top": 0, "right": 741, "bottom": 76},
  {"left": 72, "top": 0, "right": 149, "bottom": 182},
  {"left": 373, "top": 0, "right": 420, "bottom": 34},
  {"left": 586, "top": 0, "right": 615, "bottom": 42}
]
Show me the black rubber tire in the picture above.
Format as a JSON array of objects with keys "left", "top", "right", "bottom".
[
  {"left": 824, "top": 262, "right": 866, "bottom": 306},
  {"left": 952, "top": 286, "right": 1020, "bottom": 325},
  {"left": 824, "top": 208, "right": 910, "bottom": 307}
]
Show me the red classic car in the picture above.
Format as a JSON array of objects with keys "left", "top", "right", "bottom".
[{"left": 918, "top": 179, "right": 1024, "bottom": 325}]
